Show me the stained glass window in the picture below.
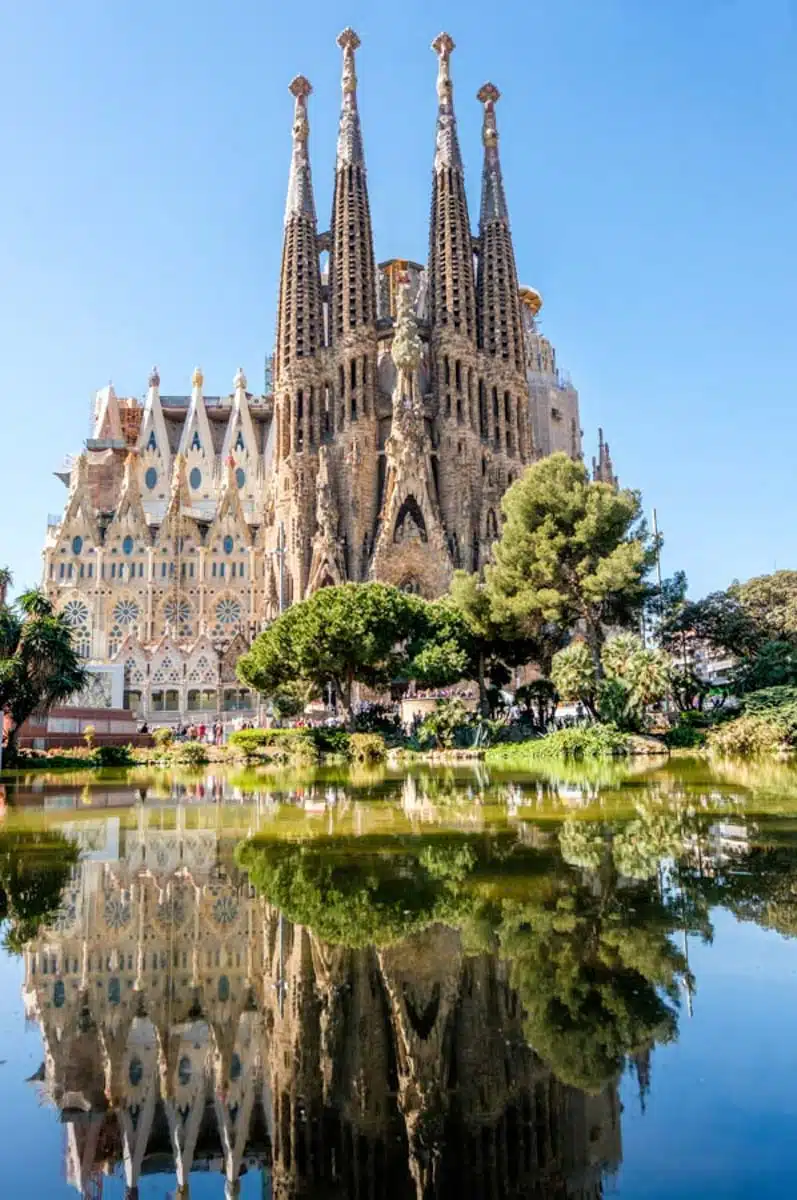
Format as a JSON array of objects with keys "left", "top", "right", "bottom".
[{"left": 215, "top": 597, "right": 242, "bottom": 626}]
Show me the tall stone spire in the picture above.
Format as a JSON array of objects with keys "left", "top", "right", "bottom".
[
  {"left": 275, "top": 75, "right": 324, "bottom": 378},
  {"left": 476, "top": 84, "right": 524, "bottom": 374},
  {"left": 328, "top": 28, "right": 377, "bottom": 340},
  {"left": 427, "top": 34, "right": 476, "bottom": 340}
]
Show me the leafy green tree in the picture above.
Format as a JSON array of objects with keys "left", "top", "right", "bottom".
[
  {"left": 734, "top": 640, "right": 797, "bottom": 693},
  {"left": 552, "top": 634, "right": 671, "bottom": 731},
  {"left": 731, "top": 571, "right": 797, "bottom": 643},
  {"left": 664, "top": 590, "right": 761, "bottom": 660},
  {"left": 487, "top": 454, "right": 654, "bottom": 670},
  {"left": 237, "top": 583, "right": 419, "bottom": 728},
  {"left": 551, "top": 642, "right": 597, "bottom": 716},
  {"left": 0, "top": 587, "right": 87, "bottom": 765},
  {"left": 418, "top": 698, "right": 470, "bottom": 749},
  {"left": 447, "top": 572, "right": 541, "bottom": 714}
]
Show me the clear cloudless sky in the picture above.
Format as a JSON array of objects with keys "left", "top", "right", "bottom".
[{"left": 1, "top": 0, "right": 795, "bottom": 598}]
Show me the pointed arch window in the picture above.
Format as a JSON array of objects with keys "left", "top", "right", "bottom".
[
  {"left": 191, "top": 431, "right": 201, "bottom": 451},
  {"left": 147, "top": 430, "right": 157, "bottom": 451},
  {"left": 234, "top": 430, "right": 245, "bottom": 451}
]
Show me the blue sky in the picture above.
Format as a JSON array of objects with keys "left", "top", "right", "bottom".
[{"left": 1, "top": 0, "right": 795, "bottom": 598}]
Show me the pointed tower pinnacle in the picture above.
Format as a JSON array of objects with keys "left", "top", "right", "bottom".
[
  {"left": 428, "top": 34, "right": 476, "bottom": 339},
  {"left": 275, "top": 75, "right": 324, "bottom": 377},
  {"left": 329, "top": 28, "right": 377, "bottom": 340},
  {"left": 476, "top": 83, "right": 524, "bottom": 373}
]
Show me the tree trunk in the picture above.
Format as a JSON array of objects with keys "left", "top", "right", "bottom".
[
  {"left": 3, "top": 722, "right": 19, "bottom": 767},
  {"left": 338, "top": 674, "right": 355, "bottom": 731},
  {"left": 477, "top": 650, "right": 488, "bottom": 717}
]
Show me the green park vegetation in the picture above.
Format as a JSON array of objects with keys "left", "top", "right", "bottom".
[
  {"left": 6, "top": 455, "right": 797, "bottom": 771},
  {"left": 0, "top": 576, "right": 87, "bottom": 767}
]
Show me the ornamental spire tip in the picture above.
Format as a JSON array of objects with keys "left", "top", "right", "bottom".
[
  {"left": 288, "top": 75, "right": 312, "bottom": 99},
  {"left": 337, "top": 27, "right": 360, "bottom": 52}
]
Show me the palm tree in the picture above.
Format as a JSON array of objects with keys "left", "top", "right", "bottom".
[{"left": 0, "top": 589, "right": 87, "bottom": 766}]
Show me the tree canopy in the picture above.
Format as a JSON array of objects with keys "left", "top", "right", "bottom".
[
  {"left": 551, "top": 633, "right": 671, "bottom": 730},
  {"left": 237, "top": 583, "right": 423, "bottom": 725},
  {"left": 1, "top": 579, "right": 87, "bottom": 764},
  {"left": 486, "top": 454, "right": 654, "bottom": 664}
]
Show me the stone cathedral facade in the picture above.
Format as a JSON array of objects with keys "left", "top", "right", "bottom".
[{"left": 41, "top": 31, "right": 613, "bottom": 721}]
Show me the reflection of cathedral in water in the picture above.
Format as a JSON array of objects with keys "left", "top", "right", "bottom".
[{"left": 22, "top": 810, "right": 621, "bottom": 1198}]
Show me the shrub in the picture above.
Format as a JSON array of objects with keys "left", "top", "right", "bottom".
[
  {"left": 352, "top": 704, "right": 405, "bottom": 743},
  {"left": 706, "top": 714, "right": 789, "bottom": 757},
  {"left": 486, "top": 724, "right": 629, "bottom": 763},
  {"left": 91, "top": 744, "right": 134, "bottom": 767},
  {"left": 742, "top": 686, "right": 797, "bottom": 737},
  {"left": 418, "top": 699, "right": 472, "bottom": 749},
  {"left": 309, "top": 727, "right": 351, "bottom": 756},
  {"left": 227, "top": 727, "right": 318, "bottom": 763},
  {"left": 83, "top": 724, "right": 96, "bottom": 750},
  {"left": 663, "top": 720, "right": 706, "bottom": 749},
  {"left": 228, "top": 728, "right": 270, "bottom": 756},
  {"left": 152, "top": 727, "right": 174, "bottom": 750},
  {"left": 171, "top": 741, "right": 209, "bottom": 767},
  {"left": 348, "top": 732, "right": 386, "bottom": 762}
]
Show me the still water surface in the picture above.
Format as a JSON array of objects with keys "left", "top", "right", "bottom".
[{"left": 1, "top": 757, "right": 797, "bottom": 1198}]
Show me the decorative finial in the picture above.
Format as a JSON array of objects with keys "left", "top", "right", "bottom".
[
  {"left": 432, "top": 32, "right": 455, "bottom": 58},
  {"left": 234, "top": 366, "right": 247, "bottom": 391},
  {"left": 432, "top": 32, "right": 455, "bottom": 102},
  {"left": 192, "top": 366, "right": 203, "bottom": 390},
  {"left": 337, "top": 28, "right": 360, "bottom": 96},
  {"left": 289, "top": 74, "right": 312, "bottom": 99},
  {"left": 289, "top": 75, "right": 312, "bottom": 144},
  {"left": 478, "top": 83, "right": 501, "bottom": 147},
  {"left": 148, "top": 366, "right": 160, "bottom": 388}
]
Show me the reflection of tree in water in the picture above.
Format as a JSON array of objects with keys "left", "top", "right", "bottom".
[
  {"left": 239, "top": 817, "right": 697, "bottom": 1094},
  {"left": 0, "top": 830, "right": 78, "bottom": 954}
]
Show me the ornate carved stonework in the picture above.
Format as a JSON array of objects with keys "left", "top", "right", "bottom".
[{"left": 41, "top": 31, "right": 605, "bottom": 722}]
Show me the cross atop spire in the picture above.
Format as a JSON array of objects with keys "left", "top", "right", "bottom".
[
  {"left": 336, "top": 28, "right": 364, "bottom": 166},
  {"left": 431, "top": 33, "right": 462, "bottom": 171},
  {"left": 284, "top": 75, "right": 316, "bottom": 225},
  {"left": 477, "top": 82, "right": 509, "bottom": 224}
]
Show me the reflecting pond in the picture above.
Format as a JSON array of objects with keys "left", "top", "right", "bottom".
[{"left": 2, "top": 757, "right": 797, "bottom": 1197}]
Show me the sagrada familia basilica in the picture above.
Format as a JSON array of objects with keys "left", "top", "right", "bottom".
[{"left": 41, "top": 31, "right": 616, "bottom": 721}]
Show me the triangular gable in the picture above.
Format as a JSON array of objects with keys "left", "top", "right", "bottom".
[
  {"left": 221, "top": 369, "right": 261, "bottom": 513},
  {"left": 105, "top": 454, "right": 151, "bottom": 555},
  {"left": 178, "top": 368, "right": 217, "bottom": 504},
  {"left": 138, "top": 369, "right": 172, "bottom": 506},
  {"left": 92, "top": 384, "right": 122, "bottom": 441},
  {"left": 55, "top": 454, "right": 102, "bottom": 550},
  {"left": 156, "top": 455, "right": 203, "bottom": 549},
  {"left": 206, "top": 459, "right": 252, "bottom": 552}
]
